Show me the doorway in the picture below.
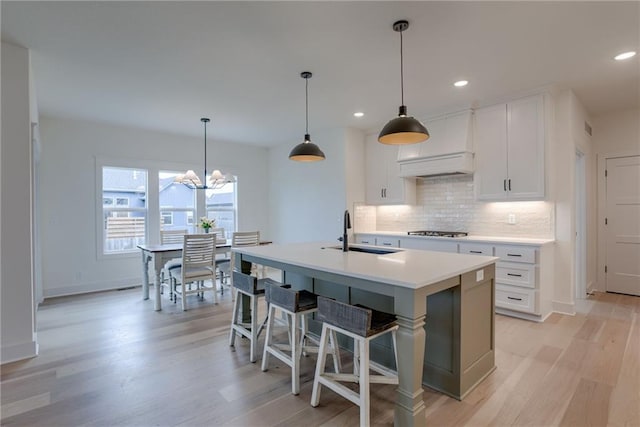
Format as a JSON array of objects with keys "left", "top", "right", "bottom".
[{"left": 605, "top": 155, "right": 640, "bottom": 296}]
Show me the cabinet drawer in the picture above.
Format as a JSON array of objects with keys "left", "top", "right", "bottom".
[
  {"left": 494, "top": 245, "right": 536, "bottom": 263},
  {"left": 496, "top": 262, "right": 536, "bottom": 288},
  {"left": 355, "top": 236, "right": 376, "bottom": 245},
  {"left": 496, "top": 284, "right": 536, "bottom": 314},
  {"left": 377, "top": 237, "right": 400, "bottom": 248},
  {"left": 459, "top": 243, "right": 493, "bottom": 256}
]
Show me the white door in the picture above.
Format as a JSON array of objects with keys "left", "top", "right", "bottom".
[{"left": 605, "top": 155, "right": 640, "bottom": 296}]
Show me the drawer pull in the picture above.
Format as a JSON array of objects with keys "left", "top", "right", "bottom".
[
  {"left": 507, "top": 296, "right": 523, "bottom": 301},
  {"left": 507, "top": 253, "right": 522, "bottom": 257},
  {"left": 382, "top": 242, "right": 392, "bottom": 246},
  {"left": 361, "top": 240, "right": 370, "bottom": 244},
  {"left": 470, "top": 250, "right": 483, "bottom": 254},
  {"left": 507, "top": 273, "right": 522, "bottom": 277}
]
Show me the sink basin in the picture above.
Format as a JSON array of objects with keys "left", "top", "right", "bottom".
[{"left": 322, "top": 245, "right": 400, "bottom": 255}]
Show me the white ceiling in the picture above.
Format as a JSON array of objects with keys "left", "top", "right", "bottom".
[{"left": 2, "top": 1, "right": 639, "bottom": 147}]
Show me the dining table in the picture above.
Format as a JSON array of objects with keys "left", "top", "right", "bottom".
[{"left": 137, "top": 239, "right": 231, "bottom": 311}]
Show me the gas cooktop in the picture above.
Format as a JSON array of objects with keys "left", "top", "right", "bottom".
[{"left": 407, "top": 230, "right": 468, "bottom": 238}]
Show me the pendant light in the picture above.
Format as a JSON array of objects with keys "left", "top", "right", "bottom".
[
  {"left": 378, "top": 20, "right": 429, "bottom": 145},
  {"left": 175, "top": 117, "right": 235, "bottom": 190},
  {"left": 289, "top": 71, "right": 326, "bottom": 162}
]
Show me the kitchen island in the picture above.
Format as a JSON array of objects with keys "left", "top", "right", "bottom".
[{"left": 234, "top": 242, "right": 498, "bottom": 427}]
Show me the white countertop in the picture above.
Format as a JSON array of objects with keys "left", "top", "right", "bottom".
[
  {"left": 234, "top": 242, "right": 498, "bottom": 290},
  {"left": 356, "top": 231, "right": 554, "bottom": 246}
]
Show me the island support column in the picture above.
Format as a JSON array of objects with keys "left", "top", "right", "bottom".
[{"left": 393, "top": 286, "right": 429, "bottom": 427}]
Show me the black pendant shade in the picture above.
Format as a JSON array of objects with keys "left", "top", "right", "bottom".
[
  {"left": 289, "top": 71, "right": 325, "bottom": 162},
  {"left": 378, "top": 20, "right": 429, "bottom": 145},
  {"left": 378, "top": 105, "right": 430, "bottom": 145},
  {"left": 289, "top": 133, "right": 326, "bottom": 162}
]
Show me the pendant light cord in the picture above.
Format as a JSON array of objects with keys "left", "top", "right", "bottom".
[
  {"left": 400, "top": 28, "right": 404, "bottom": 106},
  {"left": 305, "top": 76, "right": 309, "bottom": 135}
]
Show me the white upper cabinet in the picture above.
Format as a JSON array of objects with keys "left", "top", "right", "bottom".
[
  {"left": 474, "top": 94, "right": 545, "bottom": 200},
  {"left": 365, "top": 134, "right": 416, "bottom": 205}
]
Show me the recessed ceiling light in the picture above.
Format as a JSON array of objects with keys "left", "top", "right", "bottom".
[
  {"left": 353, "top": 112, "right": 364, "bottom": 118},
  {"left": 454, "top": 80, "right": 468, "bottom": 87},
  {"left": 614, "top": 51, "right": 636, "bottom": 61}
]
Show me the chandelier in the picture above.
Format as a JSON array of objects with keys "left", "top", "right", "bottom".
[{"left": 175, "top": 117, "right": 235, "bottom": 190}]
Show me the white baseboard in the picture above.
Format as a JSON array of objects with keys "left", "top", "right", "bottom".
[
  {"left": 552, "top": 300, "right": 576, "bottom": 316},
  {"left": 1, "top": 339, "right": 38, "bottom": 364},
  {"left": 43, "top": 277, "right": 140, "bottom": 299}
]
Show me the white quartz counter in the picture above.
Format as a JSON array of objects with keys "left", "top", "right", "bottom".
[
  {"left": 357, "top": 231, "right": 554, "bottom": 246},
  {"left": 234, "top": 241, "right": 497, "bottom": 290}
]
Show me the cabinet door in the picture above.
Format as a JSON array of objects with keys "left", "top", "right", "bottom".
[
  {"left": 507, "top": 94, "right": 545, "bottom": 199},
  {"left": 365, "top": 134, "right": 415, "bottom": 205},
  {"left": 474, "top": 104, "right": 508, "bottom": 200},
  {"left": 365, "top": 134, "right": 389, "bottom": 204}
]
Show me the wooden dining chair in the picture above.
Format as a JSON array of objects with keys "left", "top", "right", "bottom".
[
  {"left": 210, "top": 227, "right": 231, "bottom": 292},
  {"left": 169, "top": 233, "right": 217, "bottom": 311},
  {"left": 229, "top": 231, "right": 262, "bottom": 292},
  {"left": 160, "top": 228, "right": 188, "bottom": 299}
]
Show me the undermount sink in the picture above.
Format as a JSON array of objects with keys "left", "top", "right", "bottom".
[{"left": 322, "top": 245, "right": 400, "bottom": 255}]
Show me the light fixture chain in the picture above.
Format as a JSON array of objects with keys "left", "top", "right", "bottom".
[{"left": 203, "top": 119, "right": 208, "bottom": 187}]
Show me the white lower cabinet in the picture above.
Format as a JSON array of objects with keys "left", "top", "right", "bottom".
[
  {"left": 459, "top": 241, "right": 552, "bottom": 321},
  {"left": 354, "top": 233, "right": 553, "bottom": 321},
  {"left": 377, "top": 237, "right": 401, "bottom": 248},
  {"left": 495, "top": 284, "right": 536, "bottom": 313},
  {"left": 355, "top": 234, "right": 376, "bottom": 245}
]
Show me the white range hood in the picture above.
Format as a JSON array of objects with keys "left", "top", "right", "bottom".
[{"left": 397, "top": 109, "right": 474, "bottom": 177}]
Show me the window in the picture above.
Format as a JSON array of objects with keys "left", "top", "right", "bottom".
[
  {"left": 159, "top": 171, "right": 196, "bottom": 234},
  {"left": 161, "top": 212, "right": 174, "bottom": 226},
  {"left": 102, "top": 166, "right": 147, "bottom": 254},
  {"left": 206, "top": 181, "right": 237, "bottom": 238}
]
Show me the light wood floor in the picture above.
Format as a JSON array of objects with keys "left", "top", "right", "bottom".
[{"left": 1, "top": 286, "right": 639, "bottom": 426}]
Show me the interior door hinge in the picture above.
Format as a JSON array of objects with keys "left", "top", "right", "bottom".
[
  {"left": 605, "top": 169, "right": 608, "bottom": 177},
  {"left": 605, "top": 218, "right": 608, "bottom": 225},
  {"left": 605, "top": 265, "right": 608, "bottom": 273}
]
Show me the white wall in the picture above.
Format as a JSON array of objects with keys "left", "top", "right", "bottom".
[
  {"left": 550, "top": 90, "right": 596, "bottom": 314},
  {"left": 593, "top": 108, "right": 640, "bottom": 291},
  {"left": 268, "top": 127, "right": 365, "bottom": 244},
  {"left": 38, "top": 116, "right": 269, "bottom": 297},
  {"left": 1, "top": 42, "right": 37, "bottom": 363}
]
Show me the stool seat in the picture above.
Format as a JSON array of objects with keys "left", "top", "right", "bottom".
[
  {"left": 262, "top": 282, "right": 340, "bottom": 395},
  {"left": 311, "top": 296, "right": 399, "bottom": 427}
]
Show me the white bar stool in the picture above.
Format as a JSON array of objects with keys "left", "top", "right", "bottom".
[
  {"left": 229, "top": 270, "right": 281, "bottom": 363},
  {"left": 261, "top": 282, "right": 341, "bottom": 395},
  {"left": 310, "top": 296, "right": 399, "bottom": 427}
]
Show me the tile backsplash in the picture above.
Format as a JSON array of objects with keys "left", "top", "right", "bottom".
[{"left": 354, "top": 175, "right": 554, "bottom": 238}]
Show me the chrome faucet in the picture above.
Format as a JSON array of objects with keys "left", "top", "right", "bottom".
[{"left": 342, "top": 209, "right": 351, "bottom": 252}]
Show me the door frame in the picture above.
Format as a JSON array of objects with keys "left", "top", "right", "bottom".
[
  {"left": 575, "top": 150, "right": 586, "bottom": 298},
  {"left": 597, "top": 150, "right": 640, "bottom": 291}
]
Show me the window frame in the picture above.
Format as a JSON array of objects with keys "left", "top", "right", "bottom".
[{"left": 98, "top": 162, "right": 149, "bottom": 258}]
